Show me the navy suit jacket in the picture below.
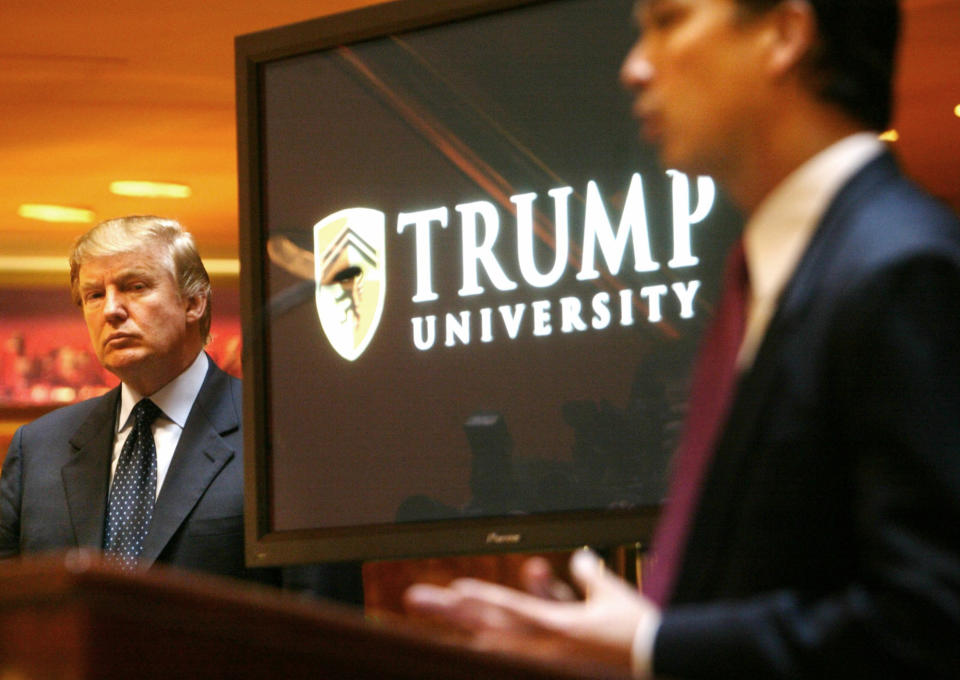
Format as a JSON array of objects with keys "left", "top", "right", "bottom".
[
  {"left": 0, "top": 357, "right": 276, "bottom": 585},
  {"left": 653, "top": 154, "right": 960, "bottom": 678}
]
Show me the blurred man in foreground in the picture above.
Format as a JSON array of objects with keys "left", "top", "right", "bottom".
[{"left": 406, "top": 1, "right": 960, "bottom": 677}]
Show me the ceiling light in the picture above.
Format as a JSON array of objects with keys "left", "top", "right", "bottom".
[
  {"left": 954, "top": 104, "right": 960, "bottom": 118},
  {"left": 18, "top": 204, "right": 95, "bottom": 223},
  {"left": 110, "top": 181, "right": 192, "bottom": 199},
  {"left": 878, "top": 129, "right": 899, "bottom": 142}
]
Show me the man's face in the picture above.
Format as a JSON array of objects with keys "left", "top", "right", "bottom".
[
  {"left": 77, "top": 248, "right": 200, "bottom": 389},
  {"left": 621, "top": 0, "right": 773, "bottom": 176}
]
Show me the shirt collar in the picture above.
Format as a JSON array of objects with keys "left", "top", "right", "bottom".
[
  {"left": 117, "top": 351, "right": 209, "bottom": 431},
  {"left": 742, "top": 132, "right": 886, "bottom": 307}
]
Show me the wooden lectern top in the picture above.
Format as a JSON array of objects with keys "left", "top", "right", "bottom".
[{"left": 0, "top": 551, "right": 630, "bottom": 680}]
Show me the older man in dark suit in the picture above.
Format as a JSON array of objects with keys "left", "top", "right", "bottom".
[
  {"left": 0, "top": 215, "right": 274, "bottom": 584},
  {"left": 406, "top": 0, "right": 960, "bottom": 677}
]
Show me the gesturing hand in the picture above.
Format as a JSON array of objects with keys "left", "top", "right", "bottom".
[{"left": 404, "top": 550, "right": 661, "bottom": 674}]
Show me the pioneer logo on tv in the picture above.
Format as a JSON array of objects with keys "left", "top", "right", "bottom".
[
  {"left": 485, "top": 532, "right": 522, "bottom": 545},
  {"left": 312, "top": 171, "right": 714, "bottom": 359}
]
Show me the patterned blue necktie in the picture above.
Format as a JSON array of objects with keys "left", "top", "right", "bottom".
[{"left": 103, "top": 398, "right": 162, "bottom": 570}]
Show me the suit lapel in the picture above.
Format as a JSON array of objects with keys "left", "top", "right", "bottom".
[
  {"left": 61, "top": 389, "right": 119, "bottom": 549},
  {"left": 139, "top": 361, "right": 238, "bottom": 566}
]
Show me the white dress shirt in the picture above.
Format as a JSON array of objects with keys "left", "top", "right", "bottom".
[
  {"left": 632, "top": 132, "right": 886, "bottom": 678},
  {"left": 738, "top": 132, "right": 885, "bottom": 367},
  {"left": 110, "top": 351, "right": 209, "bottom": 499}
]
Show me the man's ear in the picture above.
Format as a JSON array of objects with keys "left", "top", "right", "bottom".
[
  {"left": 763, "top": 0, "right": 818, "bottom": 78},
  {"left": 184, "top": 293, "right": 207, "bottom": 324}
]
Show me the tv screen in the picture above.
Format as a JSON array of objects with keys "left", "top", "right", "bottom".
[{"left": 236, "top": 0, "right": 742, "bottom": 566}]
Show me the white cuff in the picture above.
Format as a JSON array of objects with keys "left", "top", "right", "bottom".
[{"left": 630, "top": 608, "right": 662, "bottom": 679}]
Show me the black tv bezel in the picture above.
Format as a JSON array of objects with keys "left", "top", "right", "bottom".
[{"left": 236, "top": 0, "right": 661, "bottom": 568}]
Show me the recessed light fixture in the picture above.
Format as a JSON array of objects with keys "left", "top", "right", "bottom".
[
  {"left": 18, "top": 204, "right": 95, "bottom": 223},
  {"left": 110, "top": 181, "right": 192, "bottom": 199},
  {"left": 878, "top": 129, "right": 899, "bottom": 142}
]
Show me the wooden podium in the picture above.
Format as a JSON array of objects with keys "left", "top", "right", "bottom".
[{"left": 0, "top": 552, "right": 630, "bottom": 680}]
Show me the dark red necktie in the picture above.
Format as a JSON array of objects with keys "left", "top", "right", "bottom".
[{"left": 643, "top": 239, "right": 750, "bottom": 606}]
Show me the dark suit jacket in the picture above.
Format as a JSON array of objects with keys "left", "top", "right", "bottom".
[
  {"left": 653, "top": 154, "right": 960, "bottom": 679},
  {"left": 0, "top": 357, "right": 276, "bottom": 585}
]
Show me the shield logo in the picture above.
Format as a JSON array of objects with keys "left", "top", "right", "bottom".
[{"left": 313, "top": 208, "right": 386, "bottom": 361}]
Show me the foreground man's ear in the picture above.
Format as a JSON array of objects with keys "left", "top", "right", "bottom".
[{"left": 763, "top": 0, "right": 818, "bottom": 79}]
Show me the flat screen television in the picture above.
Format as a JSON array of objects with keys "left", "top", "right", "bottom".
[{"left": 236, "top": 0, "right": 742, "bottom": 567}]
